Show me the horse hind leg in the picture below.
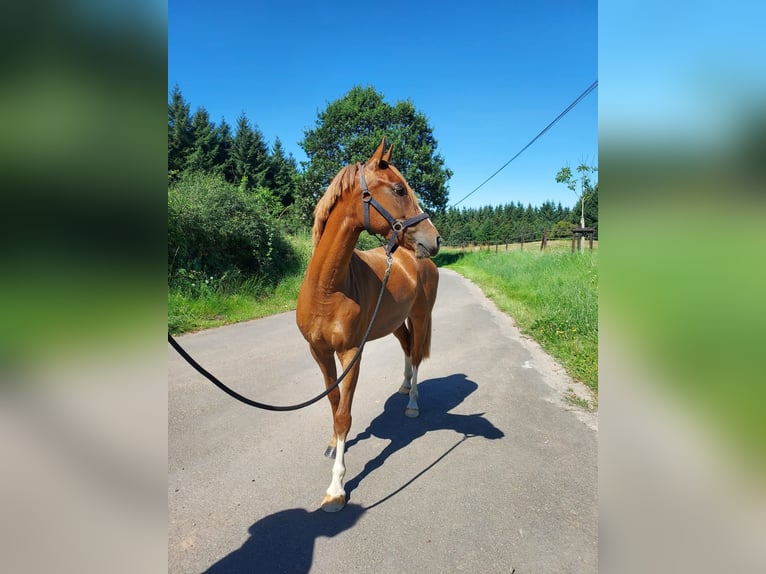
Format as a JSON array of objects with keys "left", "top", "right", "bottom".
[
  {"left": 393, "top": 320, "right": 422, "bottom": 418},
  {"left": 403, "top": 313, "right": 433, "bottom": 418},
  {"left": 393, "top": 323, "right": 413, "bottom": 395},
  {"left": 398, "top": 355, "right": 414, "bottom": 395}
]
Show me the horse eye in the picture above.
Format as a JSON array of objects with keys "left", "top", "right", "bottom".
[{"left": 392, "top": 184, "right": 405, "bottom": 196}]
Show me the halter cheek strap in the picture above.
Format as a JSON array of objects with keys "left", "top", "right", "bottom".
[{"left": 359, "top": 163, "right": 430, "bottom": 256}]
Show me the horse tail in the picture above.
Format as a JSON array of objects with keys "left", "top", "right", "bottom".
[{"left": 409, "top": 315, "right": 432, "bottom": 362}]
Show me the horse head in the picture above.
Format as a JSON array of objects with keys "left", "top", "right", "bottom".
[{"left": 358, "top": 137, "right": 441, "bottom": 258}]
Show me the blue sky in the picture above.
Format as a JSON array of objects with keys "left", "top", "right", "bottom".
[
  {"left": 599, "top": 1, "right": 766, "bottom": 149},
  {"left": 169, "top": 1, "right": 597, "bottom": 210}
]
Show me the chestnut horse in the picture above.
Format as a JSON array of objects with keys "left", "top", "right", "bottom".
[{"left": 296, "top": 138, "right": 441, "bottom": 512}]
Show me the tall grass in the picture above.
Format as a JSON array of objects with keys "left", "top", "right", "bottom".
[
  {"left": 168, "top": 233, "right": 312, "bottom": 334},
  {"left": 436, "top": 244, "right": 598, "bottom": 391}
]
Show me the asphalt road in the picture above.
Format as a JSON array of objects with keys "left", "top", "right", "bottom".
[{"left": 168, "top": 268, "right": 597, "bottom": 574}]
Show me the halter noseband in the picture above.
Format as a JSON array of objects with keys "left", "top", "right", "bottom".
[{"left": 358, "top": 162, "right": 430, "bottom": 256}]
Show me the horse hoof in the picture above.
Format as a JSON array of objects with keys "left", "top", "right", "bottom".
[
  {"left": 405, "top": 407, "right": 419, "bottom": 418},
  {"left": 398, "top": 385, "right": 411, "bottom": 395},
  {"left": 324, "top": 445, "right": 336, "bottom": 459},
  {"left": 320, "top": 494, "right": 346, "bottom": 512}
]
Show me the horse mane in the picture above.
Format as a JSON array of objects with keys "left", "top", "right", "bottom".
[{"left": 312, "top": 163, "right": 360, "bottom": 248}]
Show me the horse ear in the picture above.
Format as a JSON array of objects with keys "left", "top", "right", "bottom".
[
  {"left": 371, "top": 136, "right": 388, "bottom": 168},
  {"left": 382, "top": 143, "right": 393, "bottom": 164}
]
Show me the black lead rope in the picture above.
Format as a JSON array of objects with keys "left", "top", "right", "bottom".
[{"left": 168, "top": 255, "right": 393, "bottom": 411}]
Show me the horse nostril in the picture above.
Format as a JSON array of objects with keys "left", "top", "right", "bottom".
[{"left": 437, "top": 236, "right": 442, "bottom": 247}]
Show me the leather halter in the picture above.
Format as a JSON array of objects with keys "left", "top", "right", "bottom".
[{"left": 358, "top": 162, "right": 430, "bottom": 255}]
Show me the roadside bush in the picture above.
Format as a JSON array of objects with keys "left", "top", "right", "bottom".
[{"left": 168, "top": 172, "right": 300, "bottom": 289}]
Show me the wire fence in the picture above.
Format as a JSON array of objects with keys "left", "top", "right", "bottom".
[{"left": 441, "top": 229, "right": 599, "bottom": 253}]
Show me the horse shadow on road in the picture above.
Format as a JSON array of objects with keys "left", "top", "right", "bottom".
[
  {"left": 344, "top": 373, "right": 504, "bottom": 503},
  {"left": 202, "top": 503, "right": 365, "bottom": 574},
  {"left": 201, "top": 374, "right": 500, "bottom": 574}
]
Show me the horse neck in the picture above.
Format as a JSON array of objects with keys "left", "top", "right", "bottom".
[{"left": 306, "top": 201, "right": 361, "bottom": 294}]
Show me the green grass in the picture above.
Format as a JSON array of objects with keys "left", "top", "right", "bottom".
[
  {"left": 168, "top": 274, "right": 304, "bottom": 334},
  {"left": 168, "top": 234, "right": 312, "bottom": 334},
  {"left": 435, "top": 243, "right": 598, "bottom": 391}
]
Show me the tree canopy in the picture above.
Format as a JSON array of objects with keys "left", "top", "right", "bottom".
[
  {"left": 167, "top": 83, "right": 597, "bottom": 253},
  {"left": 299, "top": 86, "right": 453, "bottom": 216}
]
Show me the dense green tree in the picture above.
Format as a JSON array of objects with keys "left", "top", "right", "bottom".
[
  {"left": 299, "top": 85, "right": 452, "bottom": 222},
  {"left": 431, "top": 197, "right": 580, "bottom": 245},
  {"left": 168, "top": 84, "right": 193, "bottom": 179},
  {"left": 268, "top": 137, "right": 298, "bottom": 208},
  {"left": 582, "top": 182, "right": 598, "bottom": 235},
  {"left": 552, "top": 219, "right": 574, "bottom": 238},
  {"left": 230, "top": 113, "right": 270, "bottom": 189},
  {"left": 215, "top": 119, "right": 234, "bottom": 181},
  {"left": 168, "top": 172, "right": 299, "bottom": 282},
  {"left": 538, "top": 201, "right": 556, "bottom": 229},
  {"left": 187, "top": 107, "right": 220, "bottom": 174}
]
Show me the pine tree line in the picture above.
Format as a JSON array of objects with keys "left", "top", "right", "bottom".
[
  {"left": 168, "top": 84, "right": 299, "bottom": 210},
  {"left": 432, "top": 194, "right": 598, "bottom": 246}
]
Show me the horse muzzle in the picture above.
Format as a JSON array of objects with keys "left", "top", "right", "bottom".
[{"left": 413, "top": 232, "right": 441, "bottom": 258}]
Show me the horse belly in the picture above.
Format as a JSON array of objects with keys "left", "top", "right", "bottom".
[{"left": 367, "top": 293, "right": 414, "bottom": 340}]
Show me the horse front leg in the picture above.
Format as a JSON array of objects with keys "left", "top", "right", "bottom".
[
  {"left": 321, "top": 347, "right": 361, "bottom": 512},
  {"left": 309, "top": 346, "right": 340, "bottom": 458}
]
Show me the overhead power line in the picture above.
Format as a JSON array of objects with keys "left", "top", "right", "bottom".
[{"left": 450, "top": 80, "right": 598, "bottom": 208}]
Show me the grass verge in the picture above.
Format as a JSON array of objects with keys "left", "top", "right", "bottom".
[
  {"left": 168, "top": 234, "right": 311, "bottom": 334},
  {"left": 434, "top": 243, "right": 598, "bottom": 392},
  {"left": 168, "top": 274, "right": 304, "bottom": 334}
]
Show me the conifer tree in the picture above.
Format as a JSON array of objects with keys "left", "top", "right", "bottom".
[
  {"left": 215, "top": 118, "right": 234, "bottom": 181},
  {"left": 269, "top": 137, "right": 298, "bottom": 207},
  {"left": 168, "top": 85, "right": 193, "bottom": 179},
  {"left": 187, "top": 107, "right": 220, "bottom": 174},
  {"left": 230, "top": 113, "right": 270, "bottom": 189}
]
